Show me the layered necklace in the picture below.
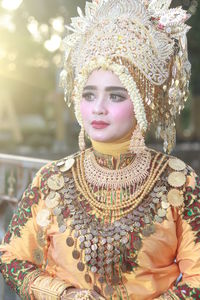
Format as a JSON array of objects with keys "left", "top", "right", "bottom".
[
  {"left": 72, "top": 149, "right": 166, "bottom": 221},
  {"left": 67, "top": 150, "right": 169, "bottom": 296},
  {"left": 39, "top": 148, "right": 185, "bottom": 297}
]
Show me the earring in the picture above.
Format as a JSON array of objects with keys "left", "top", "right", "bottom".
[
  {"left": 79, "top": 126, "right": 86, "bottom": 151},
  {"left": 129, "top": 124, "right": 146, "bottom": 154}
]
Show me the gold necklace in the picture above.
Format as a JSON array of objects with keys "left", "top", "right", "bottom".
[
  {"left": 77, "top": 152, "right": 158, "bottom": 210},
  {"left": 84, "top": 149, "right": 151, "bottom": 189},
  {"left": 82, "top": 149, "right": 152, "bottom": 204},
  {"left": 72, "top": 152, "right": 169, "bottom": 219}
]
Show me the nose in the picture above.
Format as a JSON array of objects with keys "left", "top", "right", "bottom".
[{"left": 92, "top": 95, "right": 108, "bottom": 115}]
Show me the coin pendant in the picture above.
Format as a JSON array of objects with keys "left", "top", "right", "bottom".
[
  {"left": 167, "top": 189, "right": 184, "bottom": 207},
  {"left": 85, "top": 274, "right": 92, "bottom": 283},
  {"left": 155, "top": 215, "right": 163, "bottom": 223},
  {"left": 161, "top": 195, "right": 167, "bottom": 202},
  {"left": 168, "top": 158, "right": 186, "bottom": 171},
  {"left": 77, "top": 262, "right": 85, "bottom": 272},
  {"left": 59, "top": 225, "right": 67, "bottom": 233},
  {"left": 45, "top": 191, "right": 60, "bottom": 209},
  {"left": 66, "top": 237, "right": 74, "bottom": 247},
  {"left": 168, "top": 172, "right": 186, "bottom": 188},
  {"left": 153, "top": 198, "right": 159, "bottom": 204},
  {"left": 60, "top": 158, "right": 75, "bottom": 173},
  {"left": 91, "top": 266, "right": 97, "bottom": 273},
  {"left": 161, "top": 201, "right": 170, "bottom": 209},
  {"left": 98, "top": 277, "right": 105, "bottom": 284},
  {"left": 147, "top": 224, "right": 155, "bottom": 234},
  {"left": 157, "top": 208, "right": 166, "bottom": 218},
  {"left": 53, "top": 207, "right": 61, "bottom": 216},
  {"left": 144, "top": 216, "right": 150, "bottom": 224},
  {"left": 72, "top": 250, "right": 80, "bottom": 260},
  {"left": 47, "top": 174, "right": 64, "bottom": 190}
]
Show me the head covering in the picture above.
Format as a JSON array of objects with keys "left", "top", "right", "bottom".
[{"left": 60, "top": 0, "right": 192, "bottom": 153}]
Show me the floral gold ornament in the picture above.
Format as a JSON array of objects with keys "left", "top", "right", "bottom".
[
  {"left": 168, "top": 172, "right": 186, "bottom": 188},
  {"left": 47, "top": 174, "right": 65, "bottom": 190},
  {"left": 167, "top": 189, "right": 184, "bottom": 207},
  {"left": 168, "top": 158, "right": 186, "bottom": 171},
  {"left": 60, "top": 0, "right": 192, "bottom": 153}
]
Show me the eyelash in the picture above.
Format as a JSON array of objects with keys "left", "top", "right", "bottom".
[
  {"left": 82, "top": 93, "right": 95, "bottom": 101},
  {"left": 110, "top": 94, "right": 126, "bottom": 102},
  {"left": 82, "top": 93, "right": 126, "bottom": 102}
]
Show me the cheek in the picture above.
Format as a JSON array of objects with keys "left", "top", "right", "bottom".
[
  {"left": 110, "top": 101, "right": 134, "bottom": 122},
  {"left": 80, "top": 101, "right": 92, "bottom": 121}
]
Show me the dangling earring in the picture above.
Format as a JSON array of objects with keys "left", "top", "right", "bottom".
[
  {"left": 129, "top": 124, "right": 146, "bottom": 154},
  {"left": 79, "top": 126, "right": 86, "bottom": 151}
]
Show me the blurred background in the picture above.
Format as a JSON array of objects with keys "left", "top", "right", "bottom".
[{"left": 0, "top": 0, "right": 199, "bottom": 299}]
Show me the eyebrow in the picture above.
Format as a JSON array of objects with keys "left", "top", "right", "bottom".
[{"left": 83, "top": 85, "right": 127, "bottom": 92}]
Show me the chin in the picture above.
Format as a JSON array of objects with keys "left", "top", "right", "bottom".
[
  {"left": 90, "top": 135, "right": 110, "bottom": 142},
  {"left": 90, "top": 133, "right": 120, "bottom": 143}
]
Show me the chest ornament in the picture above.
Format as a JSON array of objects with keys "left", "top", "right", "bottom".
[{"left": 38, "top": 153, "right": 184, "bottom": 297}]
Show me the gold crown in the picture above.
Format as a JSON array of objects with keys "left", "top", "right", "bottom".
[{"left": 60, "top": 0, "right": 192, "bottom": 153}]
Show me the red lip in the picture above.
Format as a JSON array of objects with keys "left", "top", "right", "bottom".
[{"left": 91, "top": 121, "right": 109, "bottom": 129}]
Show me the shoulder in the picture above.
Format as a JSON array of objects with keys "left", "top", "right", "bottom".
[
  {"left": 150, "top": 148, "right": 197, "bottom": 178},
  {"left": 33, "top": 151, "right": 81, "bottom": 196}
]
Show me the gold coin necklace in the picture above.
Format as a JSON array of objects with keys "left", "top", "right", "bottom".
[{"left": 42, "top": 153, "right": 171, "bottom": 297}]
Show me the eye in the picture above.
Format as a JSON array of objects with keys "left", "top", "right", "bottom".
[
  {"left": 110, "top": 94, "right": 126, "bottom": 102},
  {"left": 82, "top": 92, "right": 95, "bottom": 101}
]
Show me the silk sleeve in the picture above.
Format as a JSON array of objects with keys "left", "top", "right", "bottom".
[
  {"left": 0, "top": 163, "right": 72, "bottom": 300},
  {"left": 157, "top": 171, "right": 200, "bottom": 299}
]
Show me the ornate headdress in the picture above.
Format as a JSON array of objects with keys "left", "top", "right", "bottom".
[{"left": 60, "top": 0, "right": 191, "bottom": 153}]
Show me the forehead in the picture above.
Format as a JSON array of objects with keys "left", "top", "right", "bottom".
[{"left": 85, "top": 69, "right": 124, "bottom": 87}]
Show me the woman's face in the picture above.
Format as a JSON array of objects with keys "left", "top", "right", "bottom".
[{"left": 80, "top": 69, "right": 136, "bottom": 142}]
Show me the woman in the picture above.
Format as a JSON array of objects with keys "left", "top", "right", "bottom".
[{"left": 0, "top": 0, "right": 200, "bottom": 299}]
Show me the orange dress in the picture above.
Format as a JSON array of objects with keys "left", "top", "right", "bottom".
[{"left": 0, "top": 149, "right": 200, "bottom": 300}]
